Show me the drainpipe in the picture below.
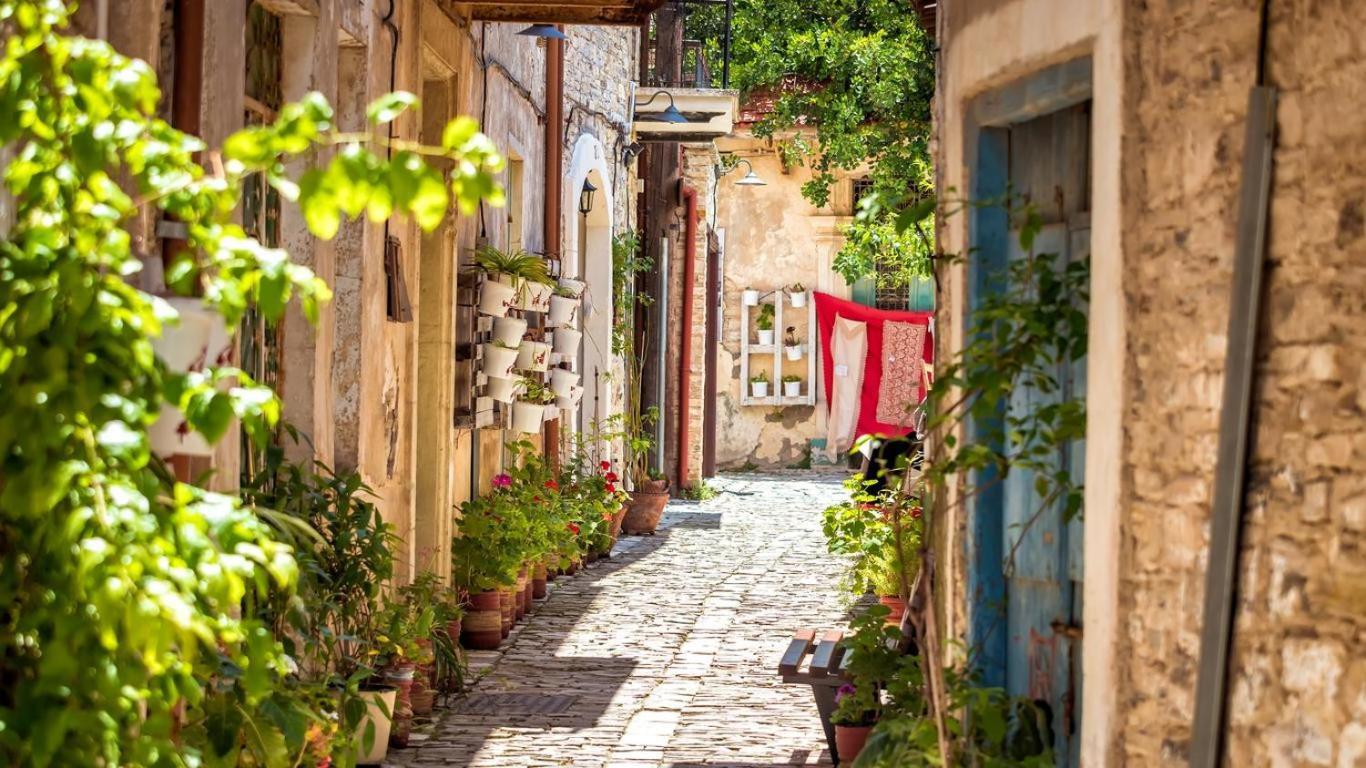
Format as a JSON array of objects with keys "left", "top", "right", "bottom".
[
  {"left": 165, "top": 0, "right": 204, "bottom": 274},
  {"left": 676, "top": 185, "right": 698, "bottom": 488},
  {"left": 543, "top": 25, "right": 565, "bottom": 470}
]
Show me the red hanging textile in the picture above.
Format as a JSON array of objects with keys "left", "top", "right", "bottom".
[{"left": 814, "top": 292, "right": 933, "bottom": 440}]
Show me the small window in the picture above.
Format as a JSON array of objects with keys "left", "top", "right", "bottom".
[
  {"left": 852, "top": 178, "right": 875, "bottom": 213},
  {"left": 506, "top": 157, "right": 524, "bottom": 252}
]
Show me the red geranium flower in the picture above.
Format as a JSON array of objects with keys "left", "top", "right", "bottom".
[
  {"left": 567, "top": 522, "right": 580, "bottom": 534},
  {"left": 602, "top": 511, "right": 614, "bottom": 520},
  {"left": 600, "top": 461, "right": 611, "bottom": 471},
  {"left": 605, "top": 482, "right": 616, "bottom": 493},
  {"left": 545, "top": 479, "right": 560, "bottom": 491},
  {"left": 910, "top": 506, "right": 923, "bottom": 520},
  {"left": 604, "top": 471, "right": 619, "bottom": 483}
]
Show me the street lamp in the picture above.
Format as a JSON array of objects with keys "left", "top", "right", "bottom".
[
  {"left": 721, "top": 158, "right": 766, "bottom": 186},
  {"left": 633, "top": 90, "right": 690, "bottom": 124},
  {"left": 516, "top": 23, "right": 566, "bottom": 40},
  {"left": 578, "top": 178, "right": 597, "bottom": 216}
]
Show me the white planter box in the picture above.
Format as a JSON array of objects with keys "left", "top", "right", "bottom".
[
  {"left": 556, "top": 385, "right": 584, "bottom": 410},
  {"left": 785, "top": 344, "right": 803, "bottom": 361},
  {"left": 547, "top": 295, "right": 579, "bottom": 327},
  {"left": 558, "top": 278, "right": 586, "bottom": 298},
  {"left": 150, "top": 298, "right": 230, "bottom": 458},
  {"left": 742, "top": 289, "right": 760, "bottom": 306},
  {"left": 482, "top": 343, "right": 520, "bottom": 379},
  {"left": 521, "top": 280, "right": 554, "bottom": 312},
  {"left": 492, "top": 316, "right": 528, "bottom": 347},
  {"left": 550, "top": 368, "right": 580, "bottom": 397},
  {"left": 485, "top": 375, "right": 523, "bottom": 404},
  {"left": 478, "top": 275, "right": 520, "bottom": 317},
  {"left": 789, "top": 290, "right": 808, "bottom": 308},
  {"left": 756, "top": 329, "right": 774, "bottom": 346},
  {"left": 516, "top": 340, "right": 551, "bottom": 372},
  {"left": 784, "top": 381, "right": 802, "bottom": 397},
  {"left": 552, "top": 327, "right": 582, "bottom": 356},
  {"left": 751, "top": 381, "right": 769, "bottom": 398},
  {"left": 511, "top": 401, "right": 546, "bottom": 433}
]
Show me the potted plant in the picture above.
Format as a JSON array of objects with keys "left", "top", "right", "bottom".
[
  {"left": 750, "top": 370, "right": 770, "bottom": 398},
  {"left": 789, "top": 282, "right": 808, "bottom": 307},
  {"left": 782, "top": 373, "right": 803, "bottom": 397},
  {"left": 511, "top": 377, "right": 555, "bottom": 433},
  {"left": 493, "top": 315, "right": 528, "bottom": 346},
  {"left": 475, "top": 245, "right": 544, "bottom": 317},
  {"left": 523, "top": 277, "right": 555, "bottom": 312},
  {"left": 742, "top": 288, "right": 760, "bottom": 306},
  {"left": 557, "top": 384, "right": 584, "bottom": 410},
  {"left": 372, "top": 596, "right": 434, "bottom": 748},
  {"left": 553, "top": 326, "right": 582, "bottom": 355},
  {"left": 453, "top": 472, "right": 529, "bottom": 650},
  {"left": 516, "top": 339, "right": 551, "bottom": 372},
  {"left": 784, "top": 326, "right": 803, "bottom": 360},
  {"left": 547, "top": 284, "right": 581, "bottom": 327},
  {"left": 755, "top": 303, "right": 775, "bottom": 345},
  {"left": 481, "top": 338, "right": 521, "bottom": 379},
  {"left": 831, "top": 683, "right": 880, "bottom": 763},
  {"left": 551, "top": 367, "right": 580, "bottom": 397},
  {"left": 485, "top": 373, "right": 523, "bottom": 404}
]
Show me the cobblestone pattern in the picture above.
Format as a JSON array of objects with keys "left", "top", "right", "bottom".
[{"left": 391, "top": 472, "right": 852, "bottom": 767}]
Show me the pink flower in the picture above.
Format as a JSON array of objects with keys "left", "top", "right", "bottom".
[
  {"left": 835, "top": 683, "right": 857, "bottom": 703},
  {"left": 492, "top": 473, "right": 512, "bottom": 489}
]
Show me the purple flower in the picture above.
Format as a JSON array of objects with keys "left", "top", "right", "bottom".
[
  {"left": 835, "top": 683, "right": 856, "bottom": 703},
  {"left": 492, "top": 473, "right": 513, "bottom": 489}
]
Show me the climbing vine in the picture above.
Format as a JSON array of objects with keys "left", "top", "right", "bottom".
[{"left": 0, "top": 1, "right": 502, "bottom": 763}]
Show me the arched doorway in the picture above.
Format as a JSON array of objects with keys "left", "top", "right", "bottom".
[{"left": 562, "top": 134, "right": 615, "bottom": 458}]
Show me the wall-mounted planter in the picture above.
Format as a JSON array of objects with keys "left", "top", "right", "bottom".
[
  {"left": 520, "top": 280, "right": 554, "bottom": 312},
  {"left": 492, "top": 316, "right": 528, "bottom": 347},
  {"left": 510, "top": 401, "right": 546, "bottom": 433},
  {"left": 783, "top": 380, "right": 802, "bottom": 397},
  {"left": 552, "top": 327, "right": 582, "bottom": 356},
  {"left": 556, "top": 385, "right": 584, "bottom": 410},
  {"left": 516, "top": 340, "right": 551, "bottom": 372},
  {"left": 751, "top": 381, "right": 769, "bottom": 398},
  {"left": 478, "top": 275, "right": 520, "bottom": 317},
  {"left": 785, "top": 344, "right": 803, "bottom": 361},
  {"left": 558, "top": 278, "right": 586, "bottom": 298},
  {"left": 482, "top": 343, "right": 520, "bottom": 379},
  {"left": 789, "top": 290, "right": 808, "bottom": 308},
  {"left": 485, "top": 375, "right": 523, "bottom": 404},
  {"left": 756, "top": 329, "right": 775, "bottom": 346},
  {"left": 742, "top": 289, "right": 760, "bottom": 306},
  {"left": 547, "top": 295, "right": 579, "bottom": 327},
  {"left": 149, "top": 298, "right": 231, "bottom": 458},
  {"left": 550, "top": 368, "right": 580, "bottom": 398}
]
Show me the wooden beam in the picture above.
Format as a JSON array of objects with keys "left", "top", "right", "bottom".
[{"left": 449, "top": 0, "right": 664, "bottom": 25}]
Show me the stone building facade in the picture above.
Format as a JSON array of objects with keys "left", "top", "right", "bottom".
[
  {"left": 936, "top": 0, "right": 1364, "bottom": 765},
  {"left": 94, "top": 0, "right": 639, "bottom": 585}
]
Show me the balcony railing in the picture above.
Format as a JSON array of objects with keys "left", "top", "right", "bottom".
[{"left": 643, "top": 0, "right": 733, "bottom": 90}]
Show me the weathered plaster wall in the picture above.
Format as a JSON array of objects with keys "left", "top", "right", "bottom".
[
  {"left": 1117, "top": 2, "right": 1366, "bottom": 765},
  {"left": 709, "top": 136, "right": 856, "bottom": 470}
]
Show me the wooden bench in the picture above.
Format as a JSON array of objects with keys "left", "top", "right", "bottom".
[{"left": 778, "top": 609, "right": 918, "bottom": 764}]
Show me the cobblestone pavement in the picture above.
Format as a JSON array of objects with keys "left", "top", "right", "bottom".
[{"left": 390, "top": 472, "right": 853, "bottom": 768}]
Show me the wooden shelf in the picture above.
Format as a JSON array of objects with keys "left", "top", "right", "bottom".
[{"left": 738, "top": 289, "right": 817, "bottom": 407}]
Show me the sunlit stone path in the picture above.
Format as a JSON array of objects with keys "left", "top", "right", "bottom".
[{"left": 390, "top": 472, "right": 851, "bottom": 768}]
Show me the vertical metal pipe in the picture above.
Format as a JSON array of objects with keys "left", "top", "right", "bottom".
[
  {"left": 722, "top": 0, "right": 733, "bottom": 89},
  {"left": 655, "top": 236, "right": 670, "bottom": 473},
  {"left": 676, "top": 186, "right": 698, "bottom": 487},
  {"left": 543, "top": 25, "right": 565, "bottom": 469}
]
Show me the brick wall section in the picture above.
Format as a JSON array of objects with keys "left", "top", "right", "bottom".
[{"left": 1118, "top": 1, "right": 1366, "bottom": 764}]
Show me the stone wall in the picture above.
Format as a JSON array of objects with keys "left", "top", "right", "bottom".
[
  {"left": 1117, "top": 1, "right": 1366, "bottom": 764},
  {"left": 562, "top": 24, "right": 637, "bottom": 232}
]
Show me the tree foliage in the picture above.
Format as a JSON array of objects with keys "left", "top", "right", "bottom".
[{"left": 0, "top": 1, "right": 502, "bottom": 764}]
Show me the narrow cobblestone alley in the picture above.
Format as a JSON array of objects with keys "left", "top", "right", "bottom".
[{"left": 391, "top": 473, "right": 851, "bottom": 768}]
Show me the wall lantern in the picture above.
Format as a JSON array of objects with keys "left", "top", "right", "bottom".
[
  {"left": 517, "top": 23, "right": 566, "bottom": 40},
  {"left": 721, "top": 158, "right": 766, "bottom": 187},
  {"left": 633, "top": 90, "right": 690, "bottom": 124},
  {"left": 578, "top": 179, "right": 597, "bottom": 216}
]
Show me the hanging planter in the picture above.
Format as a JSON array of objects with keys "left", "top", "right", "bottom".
[
  {"left": 785, "top": 343, "right": 803, "bottom": 361},
  {"left": 511, "top": 401, "right": 547, "bottom": 433},
  {"left": 789, "top": 285, "right": 808, "bottom": 307},
  {"left": 482, "top": 342, "right": 520, "bottom": 379},
  {"left": 485, "top": 375, "right": 523, "bottom": 404},
  {"left": 553, "top": 327, "right": 583, "bottom": 356},
  {"left": 751, "top": 375, "right": 770, "bottom": 399},
  {"left": 550, "top": 368, "right": 580, "bottom": 398},
  {"left": 492, "top": 316, "right": 528, "bottom": 347},
  {"left": 478, "top": 275, "right": 521, "bottom": 317},
  {"left": 558, "top": 277, "right": 586, "bottom": 298},
  {"left": 556, "top": 385, "right": 584, "bottom": 410},
  {"left": 353, "top": 688, "right": 397, "bottom": 764},
  {"left": 521, "top": 280, "right": 554, "bottom": 312},
  {"left": 516, "top": 340, "right": 551, "bottom": 372},
  {"left": 742, "top": 289, "right": 760, "bottom": 306},
  {"left": 547, "top": 294, "right": 579, "bottom": 327},
  {"left": 149, "top": 298, "right": 228, "bottom": 459}
]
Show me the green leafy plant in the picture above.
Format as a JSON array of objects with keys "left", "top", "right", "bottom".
[
  {"left": 782, "top": 374, "right": 803, "bottom": 384},
  {"left": 518, "top": 376, "right": 557, "bottom": 405},
  {"left": 679, "top": 481, "right": 718, "bottom": 501},
  {"left": 0, "top": 3, "right": 503, "bottom": 763},
  {"left": 790, "top": 282, "right": 806, "bottom": 293},
  {"left": 474, "top": 244, "right": 550, "bottom": 283},
  {"left": 755, "top": 302, "right": 776, "bottom": 331},
  {"left": 751, "top": 370, "right": 770, "bottom": 384}
]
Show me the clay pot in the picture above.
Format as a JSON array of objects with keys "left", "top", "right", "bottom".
[
  {"left": 522, "top": 576, "right": 534, "bottom": 614},
  {"left": 879, "top": 595, "right": 908, "bottom": 627},
  {"left": 409, "top": 675, "right": 436, "bottom": 716},
  {"left": 533, "top": 561, "right": 549, "bottom": 598},
  {"left": 608, "top": 504, "right": 628, "bottom": 541},
  {"left": 622, "top": 479, "right": 670, "bottom": 535},
  {"left": 835, "top": 724, "right": 873, "bottom": 764},
  {"left": 382, "top": 664, "right": 415, "bottom": 749},
  {"left": 462, "top": 591, "right": 501, "bottom": 650},
  {"left": 354, "top": 688, "right": 396, "bottom": 764},
  {"left": 498, "top": 589, "right": 514, "bottom": 637},
  {"left": 446, "top": 616, "right": 463, "bottom": 644},
  {"left": 514, "top": 571, "right": 528, "bottom": 620}
]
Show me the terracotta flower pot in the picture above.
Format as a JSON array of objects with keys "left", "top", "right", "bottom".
[
  {"left": 879, "top": 595, "right": 907, "bottom": 626},
  {"left": 622, "top": 479, "right": 670, "bottom": 535},
  {"left": 533, "top": 561, "right": 549, "bottom": 598},
  {"left": 382, "top": 665, "right": 415, "bottom": 749},
  {"left": 354, "top": 688, "right": 396, "bottom": 764},
  {"left": 462, "top": 591, "right": 500, "bottom": 650},
  {"left": 446, "top": 616, "right": 463, "bottom": 644},
  {"left": 522, "top": 576, "right": 534, "bottom": 614},
  {"left": 835, "top": 724, "right": 874, "bottom": 764},
  {"left": 608, "top": 504, "right": 628, "bottom": 541},
  {"left": 498, "top": 589, "right": 514, "bottom": 637},
  {"left": 409, "top": 675, "right": 436, "bottom": 716},
  {"left": 514, "top": 571, "right": 528, "bottom": 620}
]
